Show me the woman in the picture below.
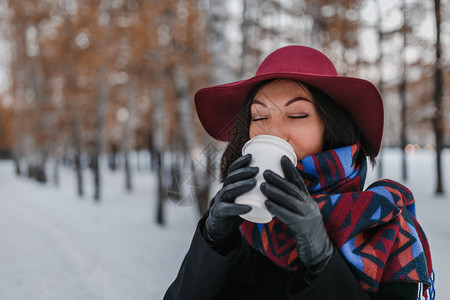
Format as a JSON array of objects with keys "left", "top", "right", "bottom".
[{"left": 165, "top": 46, "right": 433, "bottom": 300}]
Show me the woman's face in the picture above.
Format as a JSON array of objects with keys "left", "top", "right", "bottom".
[{"left": 249, "top": 79, "right": 325, "bottom": 160}]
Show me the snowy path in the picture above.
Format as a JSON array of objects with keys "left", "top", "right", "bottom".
[
  {"left": 0, "top": 180, "right": 114, "bottom": 299},
  {"left": 0, "top": 148, "right": 449, "bottom": 299},
  {"left": 0, "top": 162, "right": 198, "bottom": 300}
]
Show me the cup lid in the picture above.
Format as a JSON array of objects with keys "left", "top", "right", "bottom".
[{"left": 242, "top": 135, "right": 297, "bottom": 163}]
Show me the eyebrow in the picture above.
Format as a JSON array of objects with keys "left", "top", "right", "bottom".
[
  {"left": 285, "top": 97, "right": 312, "bottom": 106},
  {"left": 251, "top": 97, "right": 312, "bottom": 107}
]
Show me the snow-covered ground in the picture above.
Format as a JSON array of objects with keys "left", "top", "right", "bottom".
[{"left": 0, "top": 148, "right": 448, "bottom": 299}]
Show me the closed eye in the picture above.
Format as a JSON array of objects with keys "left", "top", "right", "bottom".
[
  {"left": 289, "top": 115, "right": 308, "bottom": 119},
  {"left": 251, "top": 117, "right": 268, "bottom": 122}
]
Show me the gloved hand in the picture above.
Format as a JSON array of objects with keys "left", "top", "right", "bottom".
[
  {"left": 204, "top": 154, "right": 257, "bottom": 247},
  {"left": 260, "top": 155, "right": 334, "bottom": 275}
]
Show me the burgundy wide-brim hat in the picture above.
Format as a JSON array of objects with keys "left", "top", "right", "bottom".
[{"left": 194, "top": 45, "right": 384, "bottom": 156}]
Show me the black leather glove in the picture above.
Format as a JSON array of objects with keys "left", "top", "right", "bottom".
[
  {"left": 260, "top": 155, "right": 334, "bottom": 275},
  {"left": 203, "top": 154, "right": 257, "bottom": 247}
]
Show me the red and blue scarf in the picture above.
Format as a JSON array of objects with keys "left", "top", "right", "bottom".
[{"left": 239, "top": 143, "right": 434, "bottom": 296}]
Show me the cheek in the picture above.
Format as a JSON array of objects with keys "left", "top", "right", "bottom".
[
  {"left": 290, "top": 123, "right": 325, "bottom": 156},
  {"left": 307, "top": 123, "right": 325, "bottom": 150},
  {"left": 249, "top": 122, "right": 266, "bottom": 139}
]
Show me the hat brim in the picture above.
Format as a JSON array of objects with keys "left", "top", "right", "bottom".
[{"left": 194, "top": 73, "right": 383, "bottom": 156}]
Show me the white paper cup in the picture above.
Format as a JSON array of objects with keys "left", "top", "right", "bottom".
[{"left": 235, "top": 135, "right": 297, "bottom": 223}]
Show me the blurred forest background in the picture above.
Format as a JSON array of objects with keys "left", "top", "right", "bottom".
[{"left": 0, "top": 0, "right": 448, "bottom": 224}]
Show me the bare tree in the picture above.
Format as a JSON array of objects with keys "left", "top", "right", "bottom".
[
  {"left": 71, "top": 116, "right": 84, "bottom": 197},
  {"left": 240, "top": 0, "right": 251, "bottom": 77},
  {"left": 123, "top": 81, "right": 136, "bottom": 192},
  {"left": 208, "top": 0, "right": 235, "bottom": 83},
  {"left": 433, "top": 0, "right": 444, "bottom": 195},
  {"left": 91, "top": 0, "right": 114, "bottom": 202},
  {"left": 152, "top": 88, "right": 166, "bottom": 225},
  {"left": 375, "top": 0, "right": 384, "bottom": 178},
  {"left": 62, "top": 2, "right": 84, "bottom": 198},
  {"left": 399, "top": 0, "right": 409, "bottom": 181}
]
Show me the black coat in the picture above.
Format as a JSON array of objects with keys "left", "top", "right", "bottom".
[{"left": 165, "top": 217, "right": 418, "bottom": 300}]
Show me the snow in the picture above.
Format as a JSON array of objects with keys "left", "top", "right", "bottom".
[
  {"left": 0, "top": 148, "right": 449, "bottom": 299},
  {"left": 0, "top": 162, "right": 199, "bottom": 300}
]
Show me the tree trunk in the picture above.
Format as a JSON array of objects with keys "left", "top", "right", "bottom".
[
  {"left": 168, "top": 149, "right": 182, "bottom": 202},
  {"left": 123, "top": 81, "right": 136, "bottom": 192},
  {"left": 91, "top": 153, "right": 100, "bottom": 201},
  {"left": 109, "top": 144, "right": 118, "bottom": 171},
  {"left": 30, "top": 56, "right": 49, "bottom": 185},
  {"left": 53, "top": 158, "right": 59, "bottom": 187},
  {"left": 208, "top": 0, "right": 234, "bottom": 84},
  {"left": 170, "top": 65, "right": 200, "bottom": 210},
  {"left": 13, "top": 155, "right": 21, "bottom": 176},
  {"left": 240, "top": 0, "right": 250, "bottom": 77},
  {"left": 433, "top": 0, "right": 444, "bottom": 195},
  {"left": 71, "top": 117, "right": 83, "bottom": 198},
  {"left": 153, "top": 88, "right": 166, "bottom": 224},
  {"left": 376, "top": 0, "right": 384, "bottom": 178},
  {"left": 136, "top": 151, "right": 141, "bottom": 172},
  {"left": 195, "top": 150, "right": 213, "bottom": 217},
  {"left": 400, "top": 0, "right": 408, "bottom": 181},
  {"left": 124, "top": 152, "right": 132, "bottom": 192},
  {"left": 93, "top": 65, "right": 108, "bottom": 201},
  {"left": 64, "top": 15, "right": 83, "bottom": 198},
  {"left": 148, "top": 131, "right": 158, "bottom": 172},
  {"left": 35, "top": 158, "right": 47, "bottom": 183},
  {"left": 400, "top": 75, "right": 407, "bottom": 181},
  {"left": 27, "top": 161, "right": 47, "bottom": 183},
  {"left": 156, "top": 150, "right": 165, "bottom": 225}
]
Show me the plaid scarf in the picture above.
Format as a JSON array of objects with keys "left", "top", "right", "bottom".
[{"left": 239, "top": 143, "right": 433, "bottom": 295}]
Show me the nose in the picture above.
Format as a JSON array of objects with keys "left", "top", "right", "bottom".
[{"left": 267, "top": 125, "right": 289, "bottom": 142}]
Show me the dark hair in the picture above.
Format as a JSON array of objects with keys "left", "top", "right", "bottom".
[{"left": 219, "top": 80, "right": 377, "bottom": 182}]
